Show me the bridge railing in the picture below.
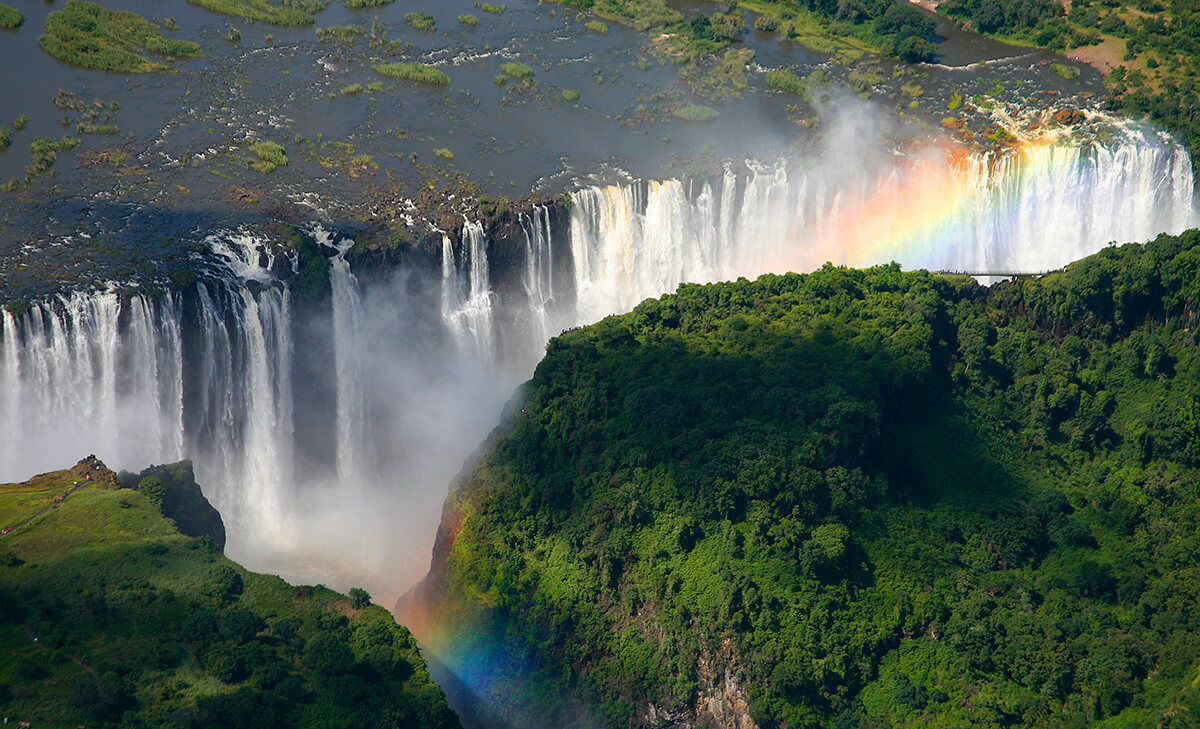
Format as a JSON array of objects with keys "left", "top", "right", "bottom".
[{"left": 933, "top": 270, "right": 1059, "bottom": 277}]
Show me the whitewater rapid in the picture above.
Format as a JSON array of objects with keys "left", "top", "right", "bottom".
[{"left": 0, "top": 131, "right": 1193, "bottom": 603}]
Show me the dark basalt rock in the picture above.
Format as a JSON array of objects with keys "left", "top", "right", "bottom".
[{"left": 118, "top": 460, "right": 226, "bottom": 550}]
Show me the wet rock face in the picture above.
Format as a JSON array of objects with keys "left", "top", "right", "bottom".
[
  {"left": 693, "top": 643, "right": 759, "bottom": 729},
  {"left": 1053, "top": 108, "right": 1085, "bottom": 125},
  {"left": 637, "top": 639, "right": 759, "bottom": 729},
  {"left": 118, "top": 460, "right": 226, "bottom": 550}
]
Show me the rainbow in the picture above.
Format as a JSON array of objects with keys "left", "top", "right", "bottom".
[{"left": 790, "top": 131, "right": 1191, "bottom": 273}]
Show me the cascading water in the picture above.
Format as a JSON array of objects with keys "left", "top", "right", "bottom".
[
  {"left": 519, "top": 204, "right": 556, "bottom": 349},
  {"left": 330, "top": 255, "right": 366, "bottom": 484},
  {"left": 0, "top": 125, "right": 1194, "bottom": 604},
  {"left": 441, "top": 220, "right": 495, "bottom": 363},
  {"left": 567, "top": 131, "right": 1195, "bottom": 323},
  {"left": 0, "top": 291, "right": 184, "bottom": 479}
]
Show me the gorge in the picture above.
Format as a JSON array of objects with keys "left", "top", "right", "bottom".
[
  {"left": 0, "top": 122, "right": 1193, "bottom": 606},
  {"left": 4, "top": 0, "right": 1200, "bottom": 722}
]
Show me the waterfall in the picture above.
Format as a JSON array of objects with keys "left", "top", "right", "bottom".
[
  {"left": 330, "top": 255, "right": 366, "bottom": 483},
  {"left": 187, "top": 275, "right": 295, "bottom": 547},
  {"left": 0, "top": 291, "right": 184, "bottom": 480},
  {"left": 520, "top": 204, "right": 556, "bottom": 350},
  {"left": 441, "top": 221, "right": 495, "bottom": 362},
  {"left": 565, "top": 133, "right": 1195, "bottom": 317},
  {"left": 229, "top": 285, "right": 294, "bottom": 545},
  {"left": 0, "top": 128, "right": 1192, "bottom": 604}
]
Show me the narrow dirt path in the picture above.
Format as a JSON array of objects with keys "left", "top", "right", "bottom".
[
  {"left": 20, "top": 624, "right": 100, "bottom": 680},
  {"left": 0, "top": 479, "right": 87, "bottom": 540}
]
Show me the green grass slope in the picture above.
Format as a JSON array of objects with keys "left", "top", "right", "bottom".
[
  {"left": 0, "top": 457, "right": 460, "bottom": 729},
  {"left": 418, "top": 231, "right": 1200, "bottom": 729}
]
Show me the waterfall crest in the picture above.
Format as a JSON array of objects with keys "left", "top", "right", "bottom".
[{"left": 566, "top": 133, "right": 1195, "bottom": 320}]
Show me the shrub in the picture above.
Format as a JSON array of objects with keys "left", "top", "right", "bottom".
[
  {"left": 344, "top": 0, "right": 393, "bottom": 7},
  {"left": 501, "top": 61, "right": 535, "bottom": 81},
  {"left": 458, "top": 14, "right": 479, "bottom": 25},
  {"left": 562, "top": 89, "right": 580, "bottom": 101},
  {"left": 673, "top": 103, "right": 719, "bottom": 122},
  {"left": 474, "top": 1, "right": 505, "bottom": 14},
  {"left": 754, "top": 15, "right": 777, "bottom": 31},
  {"left": 316, "top": 24, "right": 363, "bottom": 42},
  {"left": 224, "top": 609, "right": 266, "bottom": 642},
  {"left": 0, "top": 3, "right": 23, "bottom": 29},
  {"left": 434, "top": 147, "right": 454, "bottom": 160},
  {"left": 348, "top": 587, "right": 371, "bottom": 608},
  {"left": 374, "top": 62, "right": 450, "bottom": 85},
  {"left": 765, "top": 68, "right": 804, "bottom": 94},
  {"left": 306, "top": 633, "right": 354, "bottom": 676},
  {"left": 249, "top": 141, "right": 288, "bottom": 172},
  {"left": 138, "top": 476, "right": 165, "bottom": 510},
  {"left": 182, "top": 610, "right": 219, "bottom": 641},
  {"left": 207, "top": 565, "right": 245, "bottom": 601},
  {"left": 586, "top": 20, "right": 608, "bottom": 34},
  {"left": 12, "top": 115, "right": 28, "bottom": 131},
  {"left": 404, "top": 12, "right": 435, "bottom": 31}
]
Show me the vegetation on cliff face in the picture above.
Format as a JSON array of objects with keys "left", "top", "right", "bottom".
[
  {"left": 117, "top": 461, "right": 227, "bottom": 550},
  {"left": 423, "top": 231, "right": 1200, "bottom": 729},
  {"left": 0, "top": 457, "right": 460, "bottom": 729}
]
